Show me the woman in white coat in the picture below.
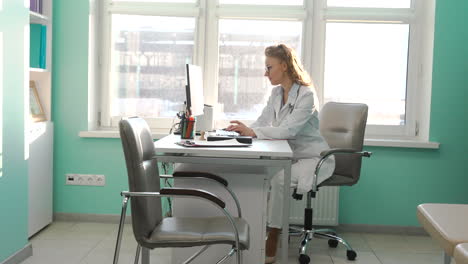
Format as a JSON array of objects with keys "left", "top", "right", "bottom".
[{"left": 226, "top": 44, "right": 335, "bottom": 263}]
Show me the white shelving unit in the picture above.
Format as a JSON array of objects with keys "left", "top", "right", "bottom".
[{"left": 28, "top": 0, "right": 53, "bottom": 237}]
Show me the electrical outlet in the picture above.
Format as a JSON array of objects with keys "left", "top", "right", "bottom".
[
  {"left": 93, "top": 174, "right": 105, "bottom": 186},
  {"left": 65, "top": 173, "right": 105, "bottom": 186},
  {"left": 66, "top": 174, "right": 77, "bottom": 185}
]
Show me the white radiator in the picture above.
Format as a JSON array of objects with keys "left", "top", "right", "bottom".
[{"left": 289, "top": 186, "right": 339, "bottom": 226}]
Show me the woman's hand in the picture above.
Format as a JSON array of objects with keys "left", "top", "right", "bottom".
[{"left": 226, "top": 120, "right": 257, "bottom": 137}]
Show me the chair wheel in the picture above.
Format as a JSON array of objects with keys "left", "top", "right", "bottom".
[
  {"left": 298, "top": 254, "right": 310, "bottom": 264},
  {"left": 346, "top": 250, "right": 357, "bottom": 260},
  {"left": 328, "top": 239, "right": 339, "bottom": 248}
]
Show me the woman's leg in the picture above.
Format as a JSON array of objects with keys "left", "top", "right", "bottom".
[{"left": 265, "top": 162, "right": 301, "bottom": 261}]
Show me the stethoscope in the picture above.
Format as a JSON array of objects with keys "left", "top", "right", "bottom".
[{"left": 283, "top": 85, "right": 301, "bottom": 114}]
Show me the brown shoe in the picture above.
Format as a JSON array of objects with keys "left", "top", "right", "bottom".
[{"left": 265, "top": 228, "right": 280, "bottom": 264}]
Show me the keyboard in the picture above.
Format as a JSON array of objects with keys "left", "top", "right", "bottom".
[
  {"left": 213, "top": 129, "right": 240, "bottom": 137},
  {"left": 206, "top": 130, "right": 252, "bottom": 144}
]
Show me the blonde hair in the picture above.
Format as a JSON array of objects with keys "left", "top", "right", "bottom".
[{"left": 264, "top": 44, "right": 311, "bottom": 86}]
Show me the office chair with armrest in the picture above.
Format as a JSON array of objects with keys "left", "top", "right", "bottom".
[
  {"left": 114, "top": 117, "right": 249, "bottom": 264},
  {"left": 290, "top": 102, "right": 372, "bottom": 264}
]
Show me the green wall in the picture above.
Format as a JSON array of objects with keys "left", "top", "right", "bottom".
[
  {"left": 0, "top": 1, "right": 29, "bottom": 261},
  {"left": 52, "top": 0, "right": 468, "bottom": 227}
]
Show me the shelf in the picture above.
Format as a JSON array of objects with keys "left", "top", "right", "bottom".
[
  {"left": 29, "top": 11, "right": 50, "bottom": 24},
  {"left": 30, "top": 67, "right": 49, "bottom": 73},
  {"left": 28, "top": 0, "right": 54, "bottom": 239}
]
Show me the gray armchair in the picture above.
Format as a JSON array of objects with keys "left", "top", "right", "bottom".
[
  {"left": 114, "top": 117, "right": 249, "bottom": 264},
  {"left": 290, "top": 102, "right": 372, "bottom": 264}
]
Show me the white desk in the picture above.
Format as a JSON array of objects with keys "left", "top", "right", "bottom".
[{"left": 153, "top": 134, "right": 293, "bottom": 264}]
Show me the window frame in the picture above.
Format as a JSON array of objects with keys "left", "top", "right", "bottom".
[
  {"left": 310, "top": 0, "right": 434, "bottom": 140},
  {"left": 95, "top": 0, "right": 435, "bottom": 141},
  {"left": 99, "top": 0, "right": 203, "bottom": 129}
]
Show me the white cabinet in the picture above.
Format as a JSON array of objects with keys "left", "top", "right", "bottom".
[
  {"left": 28, "top": 122, "right": 53, "bottom": 236},
  {"left": 28, "top": 0, "right": 53, "bottom": 237}
]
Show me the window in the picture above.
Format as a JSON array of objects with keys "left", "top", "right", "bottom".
[
  {"left": 317, "top": 0, "right": 434, "bottom": 139},
  {"left": 219, "top": 0, "right": 303, "bottom": 5},
  {"left": 324, "top": 23, "right": 409, "bottom": 126},
  {"left": 97, "top": 0, "right": 435, "bottom": 141},
  {"left": 218, "top": 19, "right": 302, "bottom": 120},
  {"left": 108, "top": 15, "right": 195, "bottom": 119},
  {"left": 112, "top": 0, "right": 196, "bottom": 2},
  {"left": 327, "top": 0, "right": 411, "bottom": 8}
]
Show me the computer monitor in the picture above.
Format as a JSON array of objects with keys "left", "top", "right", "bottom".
[{"left": 185, "top": 64, "right": 204, "bottom": 117}]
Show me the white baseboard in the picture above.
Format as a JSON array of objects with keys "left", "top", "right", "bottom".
[{"left": 1, "top": 243, "right": 32, "bottom": 264}]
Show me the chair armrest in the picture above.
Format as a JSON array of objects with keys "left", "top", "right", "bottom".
[
  {"left": 320, "top": 148, "right": 372, "bottom": 158},
  {"left": 173, "top": 171, "right": 228, "bottom": 187},
  {"left": 159, "top": 187, "right": 241, "bottom": 246},
  {"left": 121, "top": 189, "right": 225, "bottom": 208},
  {"left": 160, "top": 187, "right": 226, "bottom": 208},
  {"left": 169, "top": 171, "right": 243, "bottom": 218},
  {"left": 310, "top": 148, "right": 372, "bottom": 192}
]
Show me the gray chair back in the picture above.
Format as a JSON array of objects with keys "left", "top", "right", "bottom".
[
  {"left": 119, "top": 117, "right": 162, "bottom": 243},
  {"left": 319, "top": 102, "right": 368, "bottom": 186}
]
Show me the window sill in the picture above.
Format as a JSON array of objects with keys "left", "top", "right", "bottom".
[
  {"left": 364, "top": 139, "right": 439, "bottom": 149},
  {"left": 79, "top": 129, "right": 170, "bottom": 140},
  {"left": 79, "top": 130, "right": 440, "bottom": 149}
]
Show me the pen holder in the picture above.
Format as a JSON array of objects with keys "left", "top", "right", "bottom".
[{"left": 181, "top": 117, "right": 195, "bottom": 139}]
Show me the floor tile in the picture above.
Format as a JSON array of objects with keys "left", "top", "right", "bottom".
[
  {"left": 362, "top": 233, "right": 412, "bottom": 253},
  {"left": 288, "top": 253, "right": 334, "bottom": 264},
  {"left": 81, "top": 247, "right": 171, "bottom": 264},
  {"left": 376, "top": 251, "right": 445, "bottom": 264},
  {"left": 404, "top": 235, "right": 442, "bottom": 253},
  {"left": 331, "top": 251, "right": 382, "bottom": 264},
  {"left": 23, "top": 239, "right": 98, "bottom": 264},
  {"left": 21, "top": 221, "right": 444, "bottom": 264}
]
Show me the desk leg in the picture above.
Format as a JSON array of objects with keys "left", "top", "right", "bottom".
[{"left": 280, "top": 161, "right": 291, "bottom": 264}]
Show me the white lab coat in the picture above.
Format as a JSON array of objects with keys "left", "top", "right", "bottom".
[{"left": 251, "top": 83, "right": 335, "bottom": 194}]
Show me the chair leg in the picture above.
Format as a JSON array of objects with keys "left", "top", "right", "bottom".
[
  {"left": 299, "top": 231, "right": 312, "bottom": 255},
  {"left": 141, "top": 248, "right": 150, "bottom": 264},
  {"left": 313, "top": 232, "right": 350, "bottom": 249},
  {"left": 134, "top": 245, "right": 141, "bottom": 264},
  {"left": 297, "top": 231, "right": 312, "bottom": 264},
  {"left": 235, "top": 247, "right": 242, "bottom": 264},
  {"left": 113, "top": 196, "right": 129, "bottom": 264},
  {"left": 184, "top": 245, "right": 211, "bottom": 263},
  {"left": 444, "top": 252, "right": 451, "bottom": 264},
  {"left": 313, "top": 232, "right": 357, "bottom": 260},
  {"left": 314, "top": 228, "right": 337, "bottom": 235}
]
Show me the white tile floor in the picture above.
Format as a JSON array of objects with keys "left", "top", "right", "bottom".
[{"left": 22, "top": 221, "right": 447, "bottom": 264}]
